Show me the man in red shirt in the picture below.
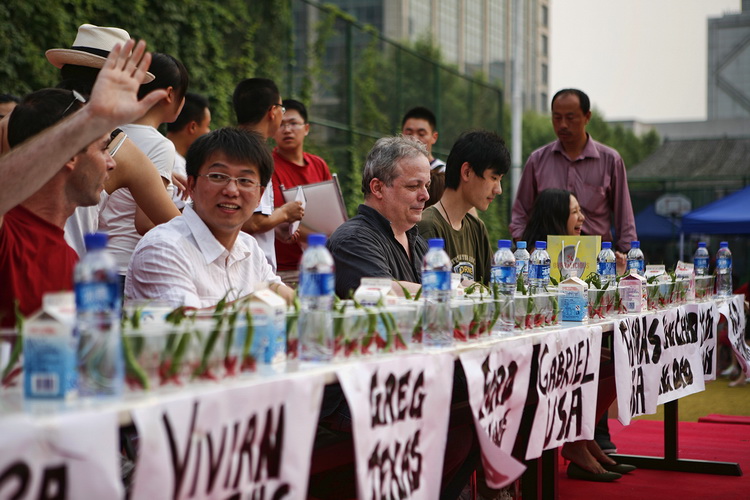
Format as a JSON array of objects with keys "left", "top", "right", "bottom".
[
  {"left": 0, "top": 40, "right": 164, "bottom": 327},
  {"left": 271, "top": 99, "right": 332, "bottom": 285}
]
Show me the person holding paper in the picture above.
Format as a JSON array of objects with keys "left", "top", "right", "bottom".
[
  {"left": 232, "top": 78, "right": 304, "bottom": 272},
  {"left": 523, "top": 189, "right": 634, "bottom": 482},
  {"left": 271, "top": 99, "right": 332, "bottom": 285},
  {"left": 417, "top": 130, "right": 509, "bottom": 285}
]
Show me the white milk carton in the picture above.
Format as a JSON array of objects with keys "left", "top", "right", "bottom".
[
  {"left": 619, "top": 271, "right": 647, "bottom": 313},
  {"left": 559, "top": 276, "right": 588, "bottom": 321},
  {"left": 23, "top": 292, "right": 78, "bottom": 399},
  {"left": 239, "top": 289, "right": 288, "bottom": 365},
  {"left": 644, "top": 264, "right": 667, "bottom": 282},
  {"left": 354, "top": 278, "right": 398, "bottom": 306}
]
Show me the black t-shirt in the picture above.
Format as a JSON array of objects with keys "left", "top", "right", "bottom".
[{"left": 326, "top": 204, "right": 428, "bottom": 298}]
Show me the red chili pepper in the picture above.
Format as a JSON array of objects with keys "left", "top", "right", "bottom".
[
  {"left": 224, "top": 356, "right": 238, "bottom": 376},
  {"left": 287, "top": 338, "right": 298, "bottom": 360},
  {"left": 241, "top": 355, "right": 257, "bottom": 372},
  {"left": 453, "top": 328, "right": 467, "bottom": 342},
  {"left": 1, "top": 366, "right": 22, "bottom": 388},
  {"left": 159, "top": 361, "right": 183, "bottom": 386}
]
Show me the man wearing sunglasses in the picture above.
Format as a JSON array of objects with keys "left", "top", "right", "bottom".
[
  {"left": 126, "top": 127, "right": 294, "bottom": 307},
  {"left": 0, "top": 40, "right": 165, "bottom": 328}
]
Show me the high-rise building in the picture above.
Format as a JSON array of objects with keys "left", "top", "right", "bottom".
[
  {"left": 295, "top": 0, "right": 550, "bottom": 113},
  {"left": 708, "top": 1, "right": 750, "bottom": 119}
]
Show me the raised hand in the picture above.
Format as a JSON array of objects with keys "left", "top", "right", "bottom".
[{"left": 86, "top": 39, "right": 168, "bottom": 129}]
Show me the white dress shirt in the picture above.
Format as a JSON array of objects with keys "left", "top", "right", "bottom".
[
  {"left": 125, "top": 204, "right": 282, "bottom": 308},
  {"left": 252, "top": 180, "right": 277, "bottom": 271}
]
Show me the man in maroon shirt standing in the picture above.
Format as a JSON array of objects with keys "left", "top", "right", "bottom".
[
  {"left": 510, "top": 88, "right": 637, "bottom": 266},
  {"left": 271, "top": 99, "right": 332, "bottom": 285},
  {"left": 510, "top": 88, "right": 637, "bottom": 456}
]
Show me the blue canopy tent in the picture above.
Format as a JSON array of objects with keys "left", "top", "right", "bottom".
[
  {"left": 634, "top": 204, "right": 682, "bottom": 239},
  {"left": 681, "top": 185, "right": 750, "bottom": 234}
]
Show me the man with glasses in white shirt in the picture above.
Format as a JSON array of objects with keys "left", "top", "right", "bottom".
[{"left": 126, "top": 127, "right": 294, "bottom": 308}]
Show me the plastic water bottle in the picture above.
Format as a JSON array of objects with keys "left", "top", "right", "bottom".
[
  {"left": 693, "top": 242, "right": 710, "bottom": 276},
  {"left": 492, "top": 240, "right": 516, "bottom": 333},
  {"left": 596, "top": 242, "right": 617, "bottom": 287},
  {"left": 492, "top": 240, "right": 517, "bottom": 294},
  {"left": 514, "top": 241, "right": 530, "bottom": 285},
  {"left": 528, "top": 241, "right": 551, "bottom": 292},
  {"left": 715, "top": 241, "right": 733, "bottom": 297},
  {"left": 75, "top": 233, "right": 123, "bottom": 396},
  {"left": 626, "top": 241, "right": 645, "bottom": 276},
  {"left": 422, "top": 238, "right": 453, "bottom": 347},
  {"left": 298, "top": 233, "right": 335, "bottom": 361}
]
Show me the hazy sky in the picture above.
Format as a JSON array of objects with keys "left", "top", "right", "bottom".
[{"left": 549, "top": 0, "right": 740, "bottom": 123}]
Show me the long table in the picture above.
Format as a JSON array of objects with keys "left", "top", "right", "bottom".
[{"left": 0, "top": 296, "right": 746, "bottom": 500}]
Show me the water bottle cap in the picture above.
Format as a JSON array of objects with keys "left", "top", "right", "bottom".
[
  {"left": 535, "top": 241, "right": 547, "bottom": 250},
  {"left": 631, "top": 241, "right": 640, "bottom": 248},
  {"left": 307, "top": 233, "right": 327, "bottom": 246},
  {"left": 698, "top": 242, "right": 706, "bottom": 248},
  {"left": 84, "top": 232, "right": 108, "bottom": 251},
  {"left": 428, "top": 238, "right": 445, "bottom": 249},
  {"left": 720, "top": 241, "right": 728, "bottom": 248},
  {"left": 602, "top": 242, "right": 612, "bottom": 249},
  {"left": 498, "top": 239, "right": 511, "bottom": 249},
  {"left": 516, "top": 241, "right": 527, "bottom": 249}
]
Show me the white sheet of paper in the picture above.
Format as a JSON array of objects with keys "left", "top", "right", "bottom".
[{"left": 289, "top": 186, "right": 305, "bottom": 237}]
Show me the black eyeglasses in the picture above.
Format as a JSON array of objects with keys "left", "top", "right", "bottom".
[
  {"left": 271, "top": 103, "right": 286, "bottom": 115},
  {"left": 62, "top": 90, "right": 86, "bottom": 117}
]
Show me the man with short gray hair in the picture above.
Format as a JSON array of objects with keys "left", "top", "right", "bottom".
[{"left": 327, "top": 135, "right": 430, "bottom": 298}]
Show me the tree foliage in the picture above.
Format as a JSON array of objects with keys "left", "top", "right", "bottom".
[{"left": 1, "top": 0, "right": 657, "bottom": 243}]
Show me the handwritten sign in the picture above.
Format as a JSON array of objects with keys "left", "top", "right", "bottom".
[
  {"left": 614, "top": 314, "right": 663, "bottom": 425},
  {"left": 721, "top": 295, "right": 750, "bottom": 378},
  {"left": 683, "top": 302, "right": 718, "bottom": 381},
  {"left": 131, "top": 375, "right": 325, "bottom": 500},
  {"left": 337, "top": 353, "right": 453, "bottom": 500},
  {"left": 526, "top": 326, "right": 601, "bottom": 459},
  {"left": 0, "top": 409, "right": 121, "bottom": 499},
  {"left": 460, "top": 337, "right": 532, "bottom": 488},
  {"left": 656, "top": 307, "right": 705, "bottom": 405}
]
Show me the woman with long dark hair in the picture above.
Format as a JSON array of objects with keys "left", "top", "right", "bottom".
[{"left": 523, "top": 188, "right": 633, "bottom": 482}]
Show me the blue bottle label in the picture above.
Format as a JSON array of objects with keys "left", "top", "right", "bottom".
[
  {"left": 75, "top": 282, "right": 119, "bottom": 312},
  {"left": 422, "top": 270, "right": 450, "bottom": 291},
  {"left": 299, "top": 272, "right": 334, "bottom": 296},
  {"left": 491, "top": 265, "right": 517, "bottom": 285},
  {"left": 597, "top": 262, "right": 616, "bottom": 276},
  {"left": 627, "top": 259, "right": 644, "bottom": 274},
  {"left": 717, "top": 258, "right": 731, "bottom": 270},
  {"left": 694, "top": 257, "right": 708, "bottom": 269},
  {"left": 529, "top": 263, "right": 550, "bottom": 282}
]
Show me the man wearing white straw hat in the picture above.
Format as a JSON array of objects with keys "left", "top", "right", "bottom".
[{"left": 0, "top": 40, "right": 165, "bottom": 328}]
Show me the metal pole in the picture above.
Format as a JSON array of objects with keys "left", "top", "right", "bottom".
[
  {"left": 510, "top": 0, "right": 524, "bottom": 204},
  {"left": 346, "top": 22, "right": 355, "bottom": 167}
]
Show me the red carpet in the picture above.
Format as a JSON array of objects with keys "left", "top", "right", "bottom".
[
  {"left": 697, "top": 413, "right": 750, "bottom": 425},
  {"left": 558, "top": 419, "right": 750, "bottom": 499}
]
